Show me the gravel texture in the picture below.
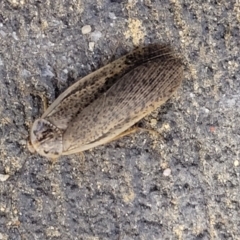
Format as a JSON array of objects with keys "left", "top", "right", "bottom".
[{"left": 0, "top": 0, "right": 239, "bottom": 239}]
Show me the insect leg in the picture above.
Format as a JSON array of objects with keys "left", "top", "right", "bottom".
[{"left": 29, "top": 89, "right": 49, "bottom": 112}]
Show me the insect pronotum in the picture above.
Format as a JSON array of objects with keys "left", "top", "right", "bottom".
[{"left": 30, "top": 44, "right": 183, "bottom": 160}]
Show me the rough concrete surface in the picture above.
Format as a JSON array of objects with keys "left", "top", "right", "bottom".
[{"left": 0, "top": 0, "right": 239, "bottom": 239}]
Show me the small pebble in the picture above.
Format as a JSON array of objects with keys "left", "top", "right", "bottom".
[
  {"left": 163, "top": 168, "right": 171, "bottom": 177},
  {"left": 89, "top": 42, "right": 95, "bottom": 51},
  {"left": 150, "top": 119, "right": 157, "bottom": 126},
  {"left": 234, "top": 160, "right": 239, "bottom": 167},
  {"left": 90, "top": 31, "right": 102, "bottom": 42},
  {"left": 0, "top": 174, "right": 10, "bottom": 182},
  {"left": 81, "top": 25, "right": 92, "bottom": 34},
  {"left": 163, "top": 122, "right": 170, "bottom": 130},
  {"left": 12, "top": 32, "right": 19, "bottom": 40},
  {"left": 109, "top": 12, "right": 117, "bottom": 19},
  {"left": 63, "top": 69, "right": 68, "bottom": 74}
]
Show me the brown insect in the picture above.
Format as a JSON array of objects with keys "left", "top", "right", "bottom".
[{"left": 29, "top": 44, "right": 183, "bottom": 160}]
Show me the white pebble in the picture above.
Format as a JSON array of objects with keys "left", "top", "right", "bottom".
[
  {"left": 89, "top": 42, "right": 95, "bottom": 51},
  {"left": 81, "top": 25, "right": 92, "bottom": 35},
  {"left": 109, "top": 12, "right": 116, "bottom": 19},
  {"left": 12, "top": 31, "right": 19, "bottom": 40},
  {"left": 63, "top": 69, "right": 68, "bottom": 74},
  {"left": 163, "top": 168, "right": 171, "bottom": 176},
  {"left": 234, "top": 160, "right": 239, "bottom": 167},
  {"left": 0, "top": 174, "right": 10, "bottom": 182}
]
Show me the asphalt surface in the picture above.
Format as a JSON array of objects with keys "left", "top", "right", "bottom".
[{"left": 0, "top": 0, "right": 239, "bottom": 239}]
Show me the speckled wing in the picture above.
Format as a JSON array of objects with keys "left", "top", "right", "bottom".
[
  {"left": 62, "top": 54, "right": 183, "bottom": 154},
  {"left": 42, "top": 44, "right": 174, "bottom": 130}
]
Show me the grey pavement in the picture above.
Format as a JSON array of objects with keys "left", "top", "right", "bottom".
[{"left": 0, "top": 0, "right": 239, "bottom": 239}]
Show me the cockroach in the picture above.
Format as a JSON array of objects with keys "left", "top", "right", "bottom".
[{"left": 30, "top": 44, "right": 183, "bottom": 160}]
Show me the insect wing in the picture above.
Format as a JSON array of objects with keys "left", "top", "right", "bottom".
[{"left": 62, "top": 56, "right": 183, "bottom": 154}]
